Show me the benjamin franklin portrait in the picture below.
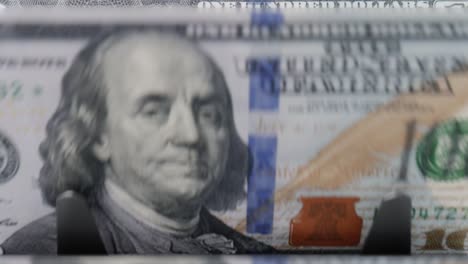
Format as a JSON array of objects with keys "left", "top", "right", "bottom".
[{"left": 1, "top": 29, "right": 275, "bottom": 254}]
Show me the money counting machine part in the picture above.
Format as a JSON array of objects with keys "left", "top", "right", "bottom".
[
  {"left": 56, "top": 191, "right": 107, "bottom": 255},
  {"left": 362, "top": 194, "right": 411, "bottom": 255}
]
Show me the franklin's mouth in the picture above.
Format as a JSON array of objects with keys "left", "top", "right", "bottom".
[
  {"left": 159, "top": 159, "right": 208, "bottom": 177},
  {"left": 162, "top": 159, "right": 203, "bottom": 166}
]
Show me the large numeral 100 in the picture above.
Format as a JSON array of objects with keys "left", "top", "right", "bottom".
[{"left": 420, "top": 228, "right": 468, "bottom": 251}]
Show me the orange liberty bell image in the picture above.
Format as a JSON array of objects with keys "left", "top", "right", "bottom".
[{"left": 289, "top": 197, "right": 363, "bottom": 247}]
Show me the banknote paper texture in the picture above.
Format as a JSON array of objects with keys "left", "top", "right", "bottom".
[
  {"left": 25, "top": 256, "right": 468, "bottom": 264},
  {"left": 0, "top": 0, "right": 463, "bottom": 8},
  {"left": 0, "top": 9, "right": 467, "bottom": 254},
  {"left": 2, "top": 256, "right": 468, "bottom": 264}
]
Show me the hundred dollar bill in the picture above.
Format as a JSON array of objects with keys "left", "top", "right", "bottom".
[
  {"left": 24, "top": 256, "right": 468, "bottom": 264},
  {"left": 0, "top": 9, "right": 467, "bottom": 254},
  {"left": 196, "top": 0, "right": 434, "bottom": 8},
  {"left": 0, "top": 256, "right": 465, "bottom": 264},
  {"left": 0, "top": 0, "right": 463, "bottom": 8}
]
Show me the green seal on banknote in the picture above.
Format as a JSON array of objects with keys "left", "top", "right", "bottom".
[{"left": 417, "top": 119, "right": 468, "bottom": 181}]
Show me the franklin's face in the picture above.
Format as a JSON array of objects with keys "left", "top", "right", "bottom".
[{"left": 94, "top": 34, "right": 230, "bottom": 205}]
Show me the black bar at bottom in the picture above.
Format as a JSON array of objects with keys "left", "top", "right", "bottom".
[
  {"left": 56, "top": 191, "right": 107, "bottom": 255},
  {"left": 362, "top": 194, "right": 412, "bottom": 255}
]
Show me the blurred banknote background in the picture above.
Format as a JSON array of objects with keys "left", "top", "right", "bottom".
[
  {"left": 0, "top": 256, "right": 467, "bottom": 263},
  {"left": 0, "top": 0, "right": 466, "bottom": 8},
  {"left": 20, "top": 256, "right": 468, "bottom": 263},
  {"left": 0, "top": 9, "right": 468, "bottom": 254}
]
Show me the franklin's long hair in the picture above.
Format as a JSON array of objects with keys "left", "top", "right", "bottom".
[{"left": 38, "top": 30, "right": 249, "bottom": 211}]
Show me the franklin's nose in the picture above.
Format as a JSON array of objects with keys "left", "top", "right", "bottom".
[{"left": 169, "top": 104, "right": 200, "bottom": 147}]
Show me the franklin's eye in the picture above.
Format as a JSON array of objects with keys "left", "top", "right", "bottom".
[
  {"left": 198, "top": 104, "right": 222, "bottom": 127},
  {"left": 140, "top": 102, "right": 170, "bottom": 123}
]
